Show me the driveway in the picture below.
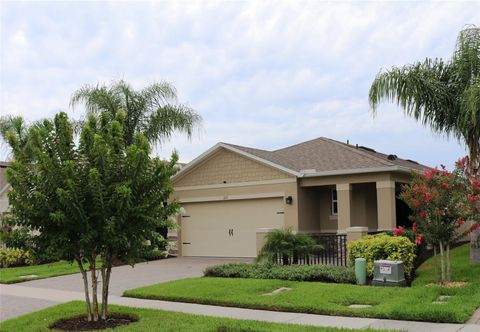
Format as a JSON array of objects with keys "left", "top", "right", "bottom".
[{"left": 0, "top": 257, "right": 250, "bottom": 321}]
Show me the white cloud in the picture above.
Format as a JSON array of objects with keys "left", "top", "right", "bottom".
[{"left": 0, "top": 0, "right": 476, "bottom": 169}]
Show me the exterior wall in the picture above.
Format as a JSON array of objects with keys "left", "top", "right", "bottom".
[
  {"left": 297, "top": 186, "right": 320, "bottom": 233},
  {"left": 299, "top": 172, "right": 392, "bottom": 187},
  {"left": 351, "top": 183, "right": 378, "bottom": 230},
  {"left": 318, "top": 186, "right": 338, "bottom": 232},
  {"left": 174, "top": 148, "right": 291, "bottom": 187},
  {"left": 0, "top": 166, "right": 10, "bottom": 215},
  {"left": 174, "top": 180, "right": 299, "bottom": 256}
]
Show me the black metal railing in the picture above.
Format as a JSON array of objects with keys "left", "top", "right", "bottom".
[{"left": 274, "top": 233, "right": 347, "bottom": 266}]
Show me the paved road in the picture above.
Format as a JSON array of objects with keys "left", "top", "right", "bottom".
[{"left": 0, "top": 256, "right": 250, "bottom": 321}]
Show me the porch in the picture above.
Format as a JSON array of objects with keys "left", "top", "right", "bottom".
[{"left": 297, "top": 175, "right": 412, "bottom": 235}]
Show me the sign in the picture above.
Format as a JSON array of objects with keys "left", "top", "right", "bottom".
[{"left": 380, "top": 265, "right": 392, "bottom": 275}]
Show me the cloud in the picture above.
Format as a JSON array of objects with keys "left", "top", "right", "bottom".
[{"left": 0, "top": 0, "right": 477, "bottom": 169}]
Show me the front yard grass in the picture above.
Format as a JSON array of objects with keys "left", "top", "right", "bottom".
[
  {"left": 0, "top": 260, "right": 82, "bottom": 284},
  {"left": 123, "top": 244, "right": 480, "bottom": 323},
  {"left": 0, "top": 301, "right": 384, "bottom": 332}
]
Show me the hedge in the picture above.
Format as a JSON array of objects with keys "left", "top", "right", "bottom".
[
  {"left": 204, "top": 263, "right": 356, "bottom": 284},
  {"left": 348, "top": 233, "right": 416, "bottom": 278},
  {"left": 0, "top": 248, "right": 33, "bottom": 268}
]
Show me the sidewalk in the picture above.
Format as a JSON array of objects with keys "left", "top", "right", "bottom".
[{"left": 1, "top": 284, "right": 479, "bottom": 332}]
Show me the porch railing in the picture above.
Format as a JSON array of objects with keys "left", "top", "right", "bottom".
[{"left": 274, "top": 233, "right": 347, "bottom": 267}]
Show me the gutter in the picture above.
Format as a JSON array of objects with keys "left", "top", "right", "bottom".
[{"left": 300, "top": 166, "right": 419, "bottom": 178}]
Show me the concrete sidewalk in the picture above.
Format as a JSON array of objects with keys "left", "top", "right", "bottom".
[{"left": 1, "top": 284, "right": 479, "bottom": 332}]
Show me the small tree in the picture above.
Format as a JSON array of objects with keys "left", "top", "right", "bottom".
[
  {"left": 399, "top": 166, "right": 467, "bottom": 283},
  {"left": 4, "top": 111, "right": 179, "bottom": 321}
]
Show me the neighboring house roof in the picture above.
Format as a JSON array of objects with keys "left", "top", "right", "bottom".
[{"left": 173, "top": 137, "right": 429, "bottom": 181}]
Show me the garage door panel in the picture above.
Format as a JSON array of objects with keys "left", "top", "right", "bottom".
[{"left": 181, "top": 198, "right": 284, "bottom": 257}]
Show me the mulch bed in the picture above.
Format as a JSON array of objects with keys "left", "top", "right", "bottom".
[{"left": 49, "top": 313, "right": 138, "bottom": 331}]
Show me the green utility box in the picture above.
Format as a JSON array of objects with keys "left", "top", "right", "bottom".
[
  {"left": 354, "top": 258, "right": 367, "bottom": 285},
  {"left": 372, "top": 260, "right": 406, "bottom": 287}
]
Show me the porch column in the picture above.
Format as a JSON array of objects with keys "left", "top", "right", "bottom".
[
  {"left": 336, "top": 183, "right": 352, "bottom": 232},
  {"left": 376, "top": 180, "right": 396, "bottom": 231}
]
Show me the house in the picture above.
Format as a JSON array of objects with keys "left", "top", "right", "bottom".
[
  {"left": 171, "top": 137, "right": 428, "bottom": 258},
  {"left": 0, "top": 161, "right": 10, "bottom": 215}
]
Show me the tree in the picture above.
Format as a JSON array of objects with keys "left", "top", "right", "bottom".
[
  {"left": 399, "top": 166, "right": 468, "bottom": 283},
  {"left": 369, "top": 26, "right": 480, "bottom": 264},
  {"left": 4, "top": 111, "right": 179, "bottom": 322},
  {"left": 70, "top": 80, "right": 202, "bottom": 146}
]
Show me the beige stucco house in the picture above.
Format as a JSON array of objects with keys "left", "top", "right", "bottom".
[
  {"left": 0, "top": 162, "right": 10, "bottom": 216},
  {"left": 172, "top": 137, "right": 428, "bottom": 258}
]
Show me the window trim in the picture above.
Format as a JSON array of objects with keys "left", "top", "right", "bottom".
[{"left": 331, "top": 188, "right": 338, "bottom": 216}]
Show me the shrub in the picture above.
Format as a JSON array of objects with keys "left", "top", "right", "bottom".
[
  {"left": 348, "top": 233, "right": 416, "bottom": 278},
  {"left": 204, "top": 263, "right": 356, "bottom": 284},
  {"left": 257, "top": 228, "right": 322, "bottom": 264},
  {"left": 0, "top": 248, "right": 34, "bottom": 267}
]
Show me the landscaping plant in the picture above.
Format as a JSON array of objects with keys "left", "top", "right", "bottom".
[
  {"left": 399, "top": 166, "right": 468, "bottom": 283},
  {"left": 369, "top": 26, "right": 480, "bottom": 264},
  {"left": 348, "top": 233, "right": 416, "bottom": 278},
  {"left": 257, "top": 228, "right": 321, "bottom": 265},
  {"left": 204, "top": 263, "right": 356, "bottom": 284},
  {"left": 2, "top": 111, "right": 180, "bottom": 322}
]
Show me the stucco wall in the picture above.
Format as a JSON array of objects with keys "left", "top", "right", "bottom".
[
  {"left": 174, "top": 148, "right": 292, "bottom": 187},
  {"left": 297, "top": 186, "right": 320, "bottom": 233},
  {"left": 351, "top": 183, "right": 378, "bottom": 230}
]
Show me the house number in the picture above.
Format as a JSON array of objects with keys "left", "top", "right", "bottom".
[{"left": 228, "top": 229, "right": 234, "bottom": 236}]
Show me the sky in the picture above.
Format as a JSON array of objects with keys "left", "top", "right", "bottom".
[{"left": 0, "top": 1, "right": 478, "bottom": 169}]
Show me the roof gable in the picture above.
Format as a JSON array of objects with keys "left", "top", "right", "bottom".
[{"left": 173, "top": 145, "right": 296, "bottom": 187}]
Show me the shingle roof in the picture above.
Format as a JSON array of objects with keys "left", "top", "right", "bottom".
[{"left": 224, "top": 137, "right": 428, "bottom": 174}]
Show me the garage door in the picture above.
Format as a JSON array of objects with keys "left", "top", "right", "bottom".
[{"left": 181, "top": 198, "right": 284, "bottom": 257}]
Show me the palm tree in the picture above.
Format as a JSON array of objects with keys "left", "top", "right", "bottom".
[
  {"left": 70, "top": 80, "right": 202, "bottom": 146},
  {"left": 369, "top": 25, "right": 480, "bottom": 264}
]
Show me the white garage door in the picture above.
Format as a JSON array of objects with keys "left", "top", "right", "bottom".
[{"left": 181, "top": 198, "right": 284, "bottom": 257}]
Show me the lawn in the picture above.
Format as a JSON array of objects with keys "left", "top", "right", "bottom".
[
  {"left": 124, "top": 244, "right": 480, "bottom": 323},
  {"left": 0, "top": 301, "right": 385, "bottom": 332},
  {"left": 0, "top": 260, "right": 82, "bottom": 284}
]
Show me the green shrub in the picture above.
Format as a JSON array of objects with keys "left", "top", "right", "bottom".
[
  {"left": 348, "top": 233, "right": 416, "bottom": 278},
  {"left": 0, "top": 248, "right": 34, "bottom": 267},
  {"left": 204, "top": 263, "right": 356, "bottom": 284}
]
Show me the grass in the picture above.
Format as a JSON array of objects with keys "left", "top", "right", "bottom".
[
  {"left": 0, "top": 301, "right": 385, "bottom": 332},
  {"left": 124, "top": 244, "right": 480, "bottom": 323},
  {"left": 0, "top": 260, "right": 82, "bottom": 284}
]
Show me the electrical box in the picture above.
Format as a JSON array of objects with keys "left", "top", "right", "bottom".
[{"left": 372, "top": 260, "right": 406, "bottom": 287}]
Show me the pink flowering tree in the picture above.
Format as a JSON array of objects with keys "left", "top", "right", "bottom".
[
  {"left": 399, "top": 166, "right": 468, "bottom": 283},
  {"left": 456, "top": 157, "right": 480, "bottom": 264}
]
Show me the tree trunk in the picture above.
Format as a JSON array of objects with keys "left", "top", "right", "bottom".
[
  {"left": 467, "top": 154, "right": 480, "bottom": 265},
  {"left": 471, "top": 225, "right": 480, "bottom": 265},
  {"left": 446, "top": 243, "right": 451, "bottom": 282},
  {"left": 90, "top": 257, "right": 99, "bottom": 322},
  {"left": 101, "top": 265, "right": 112, "bottom": 320},
  {"left": 439, "top": 241, "right": 446, "bottom": 283},
  {"left": 76, "top": 258, "right": 92, "bottom": 322}
]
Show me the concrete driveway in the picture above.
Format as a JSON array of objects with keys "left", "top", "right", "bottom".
[{"left": 0, "top": 256, "right": 250, "bottom": 321}]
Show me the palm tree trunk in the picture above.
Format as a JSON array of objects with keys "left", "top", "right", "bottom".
[
  {"left": 468, "top": 154, "right": 480, "bottom": 265},
  {"left": 76, "top": 258, "right": 92, "bottom": 322}
]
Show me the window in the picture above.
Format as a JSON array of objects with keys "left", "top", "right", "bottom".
[{"left": 331, "top": 188, "right": 338, "bottom": 215}]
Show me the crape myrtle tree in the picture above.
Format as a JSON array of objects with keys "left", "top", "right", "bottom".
[
  {"left": 369, "top": 26, "right": 480, "bottom": 263},
  {"left": 4, "top": 111, "right": 180, "bottom": 321},
  {"left": 399, "top": 166, "right": 468, "bottom": 283}
]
